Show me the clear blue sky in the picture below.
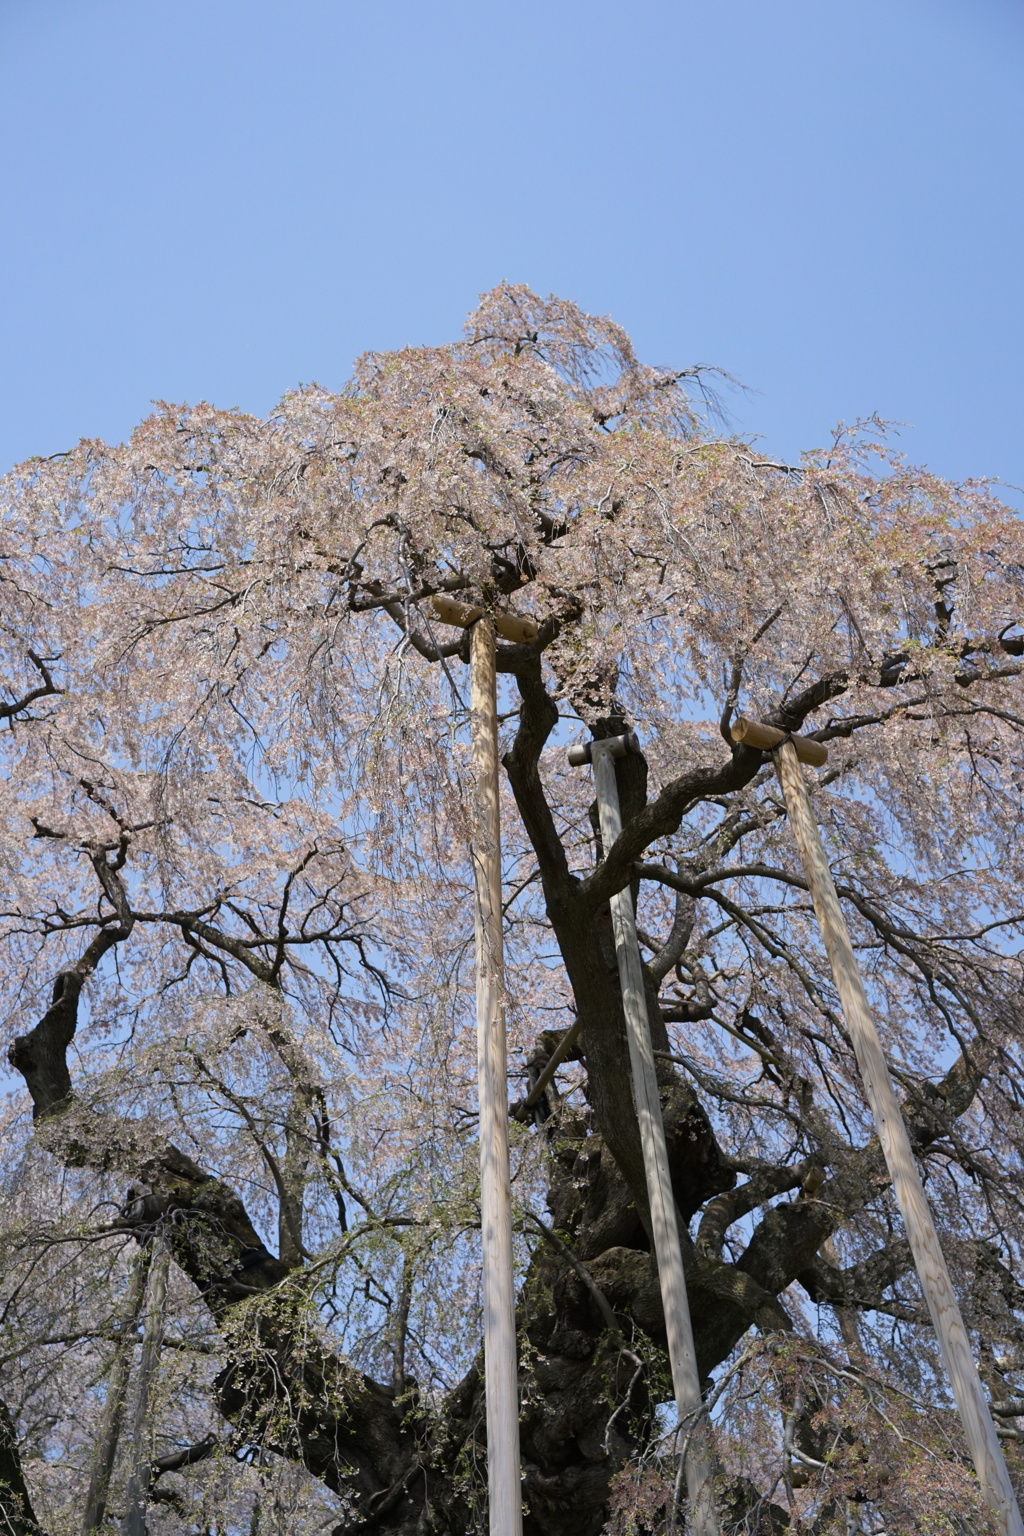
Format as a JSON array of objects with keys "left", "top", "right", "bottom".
[{"left": 2, "top": 0, "right": 1022, "bottom": 497}]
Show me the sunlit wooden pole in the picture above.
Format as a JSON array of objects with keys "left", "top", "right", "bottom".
[
  {"left": 747, "top": 722, "right": 1023, "bottom": 1536},
  {"left": 427, "top": 596, "right": 537, "bottom": 1535},
  {"left": 470, "top": 617, "right": 523, "bottom": 1536},
  {"left": 572, "top": 734, "right": 720, "bottom": 1536}
]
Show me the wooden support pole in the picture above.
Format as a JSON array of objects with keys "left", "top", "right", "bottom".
[
  {"left": 774, "top": 740, "right": 1024, "bottom": 1536},
  {"left": 122, "top": 1234, "right": 171, "bottom": 1536},
  {"left": 82, "top": 1248, "right": 150, "bottom": 1535},
  {"left": 586, "top": 736, "right": 721, "bottom": 1536},
  {"left": 470, "top": 619, "right": 523, "bottom": 1536},
  {"left": 427, "top": 594, "right": 536, "bottom": 1532}
]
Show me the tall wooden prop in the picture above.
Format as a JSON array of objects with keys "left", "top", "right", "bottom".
[
  {"left": 470, "top": 618, "right": 523, "bottom": 1536},
  {"left": 82, "top": 1248, "right": 150, "bottom": 1535},
  {"left": 571, "top": 735, "right": 720, "bottom": 1536},
  {"left": 122, "top": 1234, "right": 171, "bottom": 1536},
  {"left": 733, "top": 718, "right": 1022, "bottom": 1536}
]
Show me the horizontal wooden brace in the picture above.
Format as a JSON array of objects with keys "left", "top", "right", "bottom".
[
  {"left": 567, "top": 732, "right": 635, "bottom": 768},
  {"left": 429, "top": 594, "right": 539, "bottom": 645},
  {"left": 730, "top": 715, "right": 828, "bottom": 767}
]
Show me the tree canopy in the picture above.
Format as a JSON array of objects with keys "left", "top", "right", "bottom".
[{"left": 1, "top": 284, "right": 1024, "bottom": 1536}]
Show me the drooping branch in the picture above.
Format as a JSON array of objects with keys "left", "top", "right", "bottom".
[
  {"left": 0, "top": 650, "right": 63, "bottom": 725},
  {"left": 5, "top": 926, "right": 423, "bottom": 1517}
]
